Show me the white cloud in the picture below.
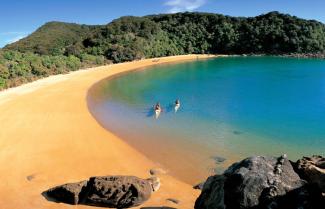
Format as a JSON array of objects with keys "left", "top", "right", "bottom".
[
  {"left": 7, "top": 35, "right": 26, "bottom": 44},
  {"left": 165, "top": 0, "right": 207, "bottom": 13},
  {"left": 0, "top": 32, "right": 27, "bottom": 35},
  {"left": 0, "top": 32, "right": 29, "bottom": 47}
]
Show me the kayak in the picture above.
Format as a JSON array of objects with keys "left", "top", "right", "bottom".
[
  {"left": 174, "top": 103, "right": 180, "bottom": 112},
  {"left": 155, "top": 108, "right": 161, "bottom": 118}
]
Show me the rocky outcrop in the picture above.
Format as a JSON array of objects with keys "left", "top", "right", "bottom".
[
  {"left": 45, "top": 176, "right": 160, "bottom": 208},
  {"left": 293, "top": 155, "right": 325, "bottom": 193},
  {"left": 195, "top": 155, "right": 325, "bottom": 209}
]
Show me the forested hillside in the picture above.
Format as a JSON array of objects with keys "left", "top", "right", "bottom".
[
  {"left": 5, "top": 21, "right": 97, "bottom": 55},
  {"left": 1, "top": 11, "right": 325, "bottom": 89}
]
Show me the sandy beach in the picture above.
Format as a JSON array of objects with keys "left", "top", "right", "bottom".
[{"left": 0, "top": 55, "right": 216, "bottom": 209}]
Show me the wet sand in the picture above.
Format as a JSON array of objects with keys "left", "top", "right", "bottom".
[{"left": 0, "top": 55, "right": 217, "bottom": 209}]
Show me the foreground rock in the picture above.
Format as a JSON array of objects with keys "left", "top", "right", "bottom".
[
  {"left": 195, "top": 155, "right": 325, "bottom": 209},
  {"left": 45, "top": 176, "right": 160, "bottom": 208},
  {"left": 46, "top": 180, "right": 87, "bottom": 205},
  {"left": 293, "top": 155, "right": 325, "bottom": 193}
]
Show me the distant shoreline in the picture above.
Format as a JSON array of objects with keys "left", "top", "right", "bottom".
[
  {"left": 230, "top": 53, "right": 325, "bottom": 59},
  {"left": 1, "top": 52, "right": 324, "bottom": 93},
  {"left": 0, "top": 54, "right": 221, "bottom": 93},
  {"left": 279, "top": 53, "right": 325, "bottom": 59}
]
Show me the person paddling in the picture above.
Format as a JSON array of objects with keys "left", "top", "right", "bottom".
[
  {"left": 154, "top": 102, "right": 161, "bottom": 111},
  {"left": 174, "top": 99, "right": 180, "bottom": 112},
  {"left": 175, "top": 99, "right": 180, "bottom": 106},
  {"left": 154, "top": 102, "right": 162, "bottom": 118}
]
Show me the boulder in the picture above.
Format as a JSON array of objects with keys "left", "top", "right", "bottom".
[
  {"left": 223, "top": 155, "right": 304, "bottom": 208},
  {"left": 45, "top": 180, "right": 87, "bottom": 205},
  {"left": 293, "top": 155, "right": 325, "bottom": 192},
  {"left": 45, "top": 176, "right": 159, "bottom": 208},
  {"left": 195, "top": 175, "right": 226, "bottom": 209},
  {"left": 85, "top": 176, "right": 153, "bottom": 208},
  {"left": 149, "top": 168, "right": 167, "bottom": 176},
  {"left": 195, "top": 155, "right": 325, "bottom": 209}
]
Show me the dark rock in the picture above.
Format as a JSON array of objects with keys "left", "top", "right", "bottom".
[
  {"left": 45, "top": 176, "right": 159, "bottom": 208},
  {"left": 141, "top": 207, "right": 176, "bottom": 209},
  {"left": 224, "top": 155, "right": 304, "bottom": 208},
  {"left": 150, "top": 168, "right": 167, "bottom": 176},
  {"left": 26, "top": 174, "right": 35, "bottom": 181},
  {"left": 293, "top": 155, "right": 325, "bottom": 192},
  {"left": 46, "top": 180, "right": 87, "bottom": 205},
  {"left": 259, "top": 183, "right": 325, "bottom": 209},
  {"left": 85, "top": 176, "right": 153, "bottom": 208},
  {"left": 211, "top": 156, "right": 226, "bottom": 163},
  {"left": 193, "top": 181, "right": 205, "bottom": 190},
  {"left": 195, "top": 175, "right": 226, "bottom": 209},
  {"left": 232, "top": 130, "right": 243, "bottom": 135},
  {"left": 195, "top": 155, "right": 325, "bottom": 209},
  {"left": 166, "top": 198, "right": 180, "bottom": 204}
]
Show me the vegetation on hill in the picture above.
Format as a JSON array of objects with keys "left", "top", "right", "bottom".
[
  {"left": 5, "top": 22, "right": 96, "bottom": 55},
  {"left": 1, "top": 11, "right": 325, "bottom": 90},
  {"left": 0, "top": 50, "right": 105, "bottom": 88}
]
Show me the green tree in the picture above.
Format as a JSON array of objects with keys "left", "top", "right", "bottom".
[{"left": 66, "top": 55, "right": 81, "bottom": 71}]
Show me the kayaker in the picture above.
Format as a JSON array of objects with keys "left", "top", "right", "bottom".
[{"left": 155, "top": 102, "right": 161, "bottom": 111}]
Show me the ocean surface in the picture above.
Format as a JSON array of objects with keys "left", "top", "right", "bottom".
[{"left": 88, "top": 56, "right": 325, "bottom": 184}]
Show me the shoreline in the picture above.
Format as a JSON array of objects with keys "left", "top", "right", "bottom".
[
  {"left": 0, "top": 52, "right": 323, "bottom": 94},
  {"left": 231, "top": 53, "right": 325, "bottom": 59},
  {"left": 86, "top": 54, "right": 325, "bottom": 185},
  {"left": 0, "top": 54, "right": 218, "bottom": 209}
]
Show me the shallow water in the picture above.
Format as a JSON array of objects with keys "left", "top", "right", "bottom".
[{"left": 88, "top": 56, "right": 325, "bottom": 184}]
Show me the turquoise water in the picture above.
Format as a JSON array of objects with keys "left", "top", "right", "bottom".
[{"left": 88, "top": 57, "right": 325, "bottom": 183}]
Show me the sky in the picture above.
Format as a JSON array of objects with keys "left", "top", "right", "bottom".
[{"left": 1, "top": 0, "right": 325, "bottom": 47}]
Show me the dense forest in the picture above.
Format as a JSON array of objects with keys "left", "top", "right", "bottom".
[{"left": 1, "top": 11, "right": 325, "bottom": 89}]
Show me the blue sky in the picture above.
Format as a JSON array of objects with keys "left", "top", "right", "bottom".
[{"left": 1, "top": 0, "right": 325, "bottom": 47}]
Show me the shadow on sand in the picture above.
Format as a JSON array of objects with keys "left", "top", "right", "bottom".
[
  {"left": 141, "top": 207, "right": 177, "bottom": 209},
  {"left": 42, "top": 192, "right": 178, "bottom": 209}
]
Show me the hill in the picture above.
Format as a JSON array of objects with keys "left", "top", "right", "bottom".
[
  {"left": 1, "top": 11, "right": 325, "bottom": 89},
  {"left": 5, "top": 21, "right": 97, "bottom": 55},
  {"left": 6, "top": 11, "right": 325, "bottom": 59}
]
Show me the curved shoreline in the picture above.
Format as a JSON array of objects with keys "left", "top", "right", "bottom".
[{"left": 0, "top": 55, "right": 218, "bottom": 209}]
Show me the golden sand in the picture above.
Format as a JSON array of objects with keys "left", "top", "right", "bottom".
[{"left": 0, "top": 55, "right": 217, "bottom": 209}]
